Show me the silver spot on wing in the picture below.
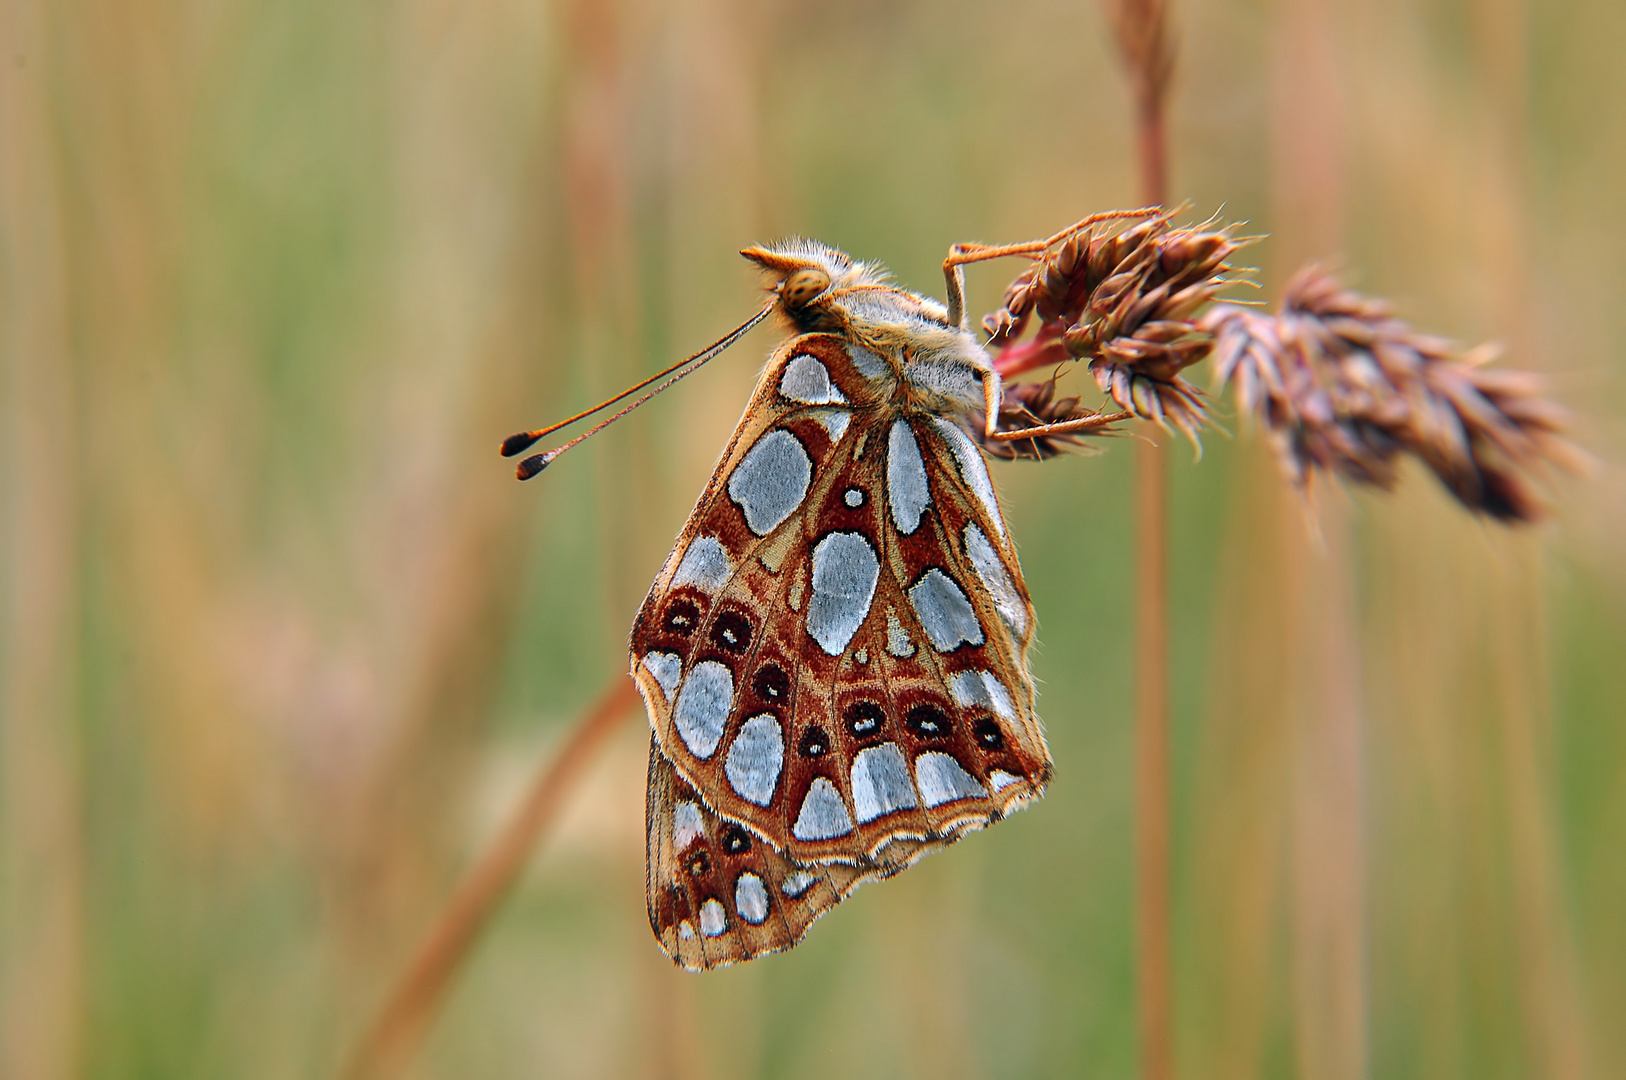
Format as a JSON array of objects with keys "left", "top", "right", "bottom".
[
  {"left": 792, "top": 777, "right": 854, "bottom": 840},
  {"left": 989, "top": 769, "right": 1022, "bottom": 792},
  {"left": 699, "top": 898, "right": 727, "bottom": 937},
  {"left": 779, "top": 354, "right": 848, "bottom": 404},
  {"left": 735, "top": 872, "right": 770, "bottom": 925},
  {"left": 907, "top": 569, "right": 984, "bottom": 652},
  {"left": 915, "top": 751, "right": 987, "bottom": 808},
  {"left": 781, "top": 870, "right": 816, "bottom": 898},
  {"left": 929, "top": 416, "right": 1006, "bottom": 539},
  {"left": 728, "top": 429, "right": 813, "bottom": 536},
  {"left": 886, "top": 419, "right": 930, "bottom": 535},
  {"left": 948, "top": 669, "right": 1016, "bottom": 721},
  {"left": 670, "top": 535, "right": 732, "bottom": 593},
  {"left": 724, "top": 713, "right": 784, "bottom": 806},
  {"left": 962, "top": 523, "right": 1027, "bottom": 635},
  {"left": 673, "top": 660, "right": 733, "bottom": 759},
  {"left": 885, "top": 609, "right": 915, "bottom": 658},
  {"left": 673, "top": 800, "right": 704, "bottom": 851},
  {"left": 806, "top": 407, "right": 851, "bottom": 443},
  {"left": 641, "top": 652, "right": 682, "bottom": 702},
  {"left": 850, "top": 742, "right": 919, "bottom": 824},
  {"left": 805, "top": 531, "right": 880, "bottom": 656}
]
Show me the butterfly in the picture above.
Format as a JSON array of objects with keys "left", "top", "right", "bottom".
[{"left": 612, "top": 233, "right": 1130, "bottom": 969}]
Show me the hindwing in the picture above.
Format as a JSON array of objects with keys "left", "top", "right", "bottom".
[{"left": 646, "top": 737, "right": 955, "bottom": 970}]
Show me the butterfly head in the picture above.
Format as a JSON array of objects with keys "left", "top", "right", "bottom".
[{"left": 740, "top": 239, "right": 891, "bottom": 333}]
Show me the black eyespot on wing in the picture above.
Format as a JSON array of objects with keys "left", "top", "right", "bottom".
[
  {"left": 711, "top": 610, "right": 753, "bottom": 653},
  {"left": 905, "top": 702, "right": 952, "bottom": 739},
  {"left": 754, "top": 663, "right": 789, "bottom": 702},
  {"left": 972, "top": 715, "right": 1005, "bottom": 750},
  {"left": 685, "top": 847, "right": 712, "bottom": 879},
  {"left": 722, "top": 824, "right": 752, "bottom": 855},
  {"left": 798, "top": 724, "right": 830, "bottom": 758},
  {"left": 665, "top": 598, "right": 702, "bottom": 636},
  {"left": 844, "top": 701, "right": 886, "bottom": 739}
]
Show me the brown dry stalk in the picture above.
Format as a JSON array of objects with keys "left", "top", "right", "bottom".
[
  {"left": 1107, "top": 0, "right": 1173, "bottom": 116},
  {"left": 1108, "top": 4, "right": 1174, "bottom": 1080},
  {"left": 1107, "top": 0, "right": 1174, "bottom": 214},
  {"left": 1203, "top": 265, "right": 1581, "bottom": 522},
  {"left": 342, "top": 678, "right": 641, "bottom": 1080}
]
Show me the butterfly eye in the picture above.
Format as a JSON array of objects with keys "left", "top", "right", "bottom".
[
  {"left": 905, "top": 702, "right": 952, "bottom": 739},
  {"left": 798, "top": 725, "right": 830, "bottom": 758},
  {"left": 843, "top": 701, "right": 886, "bottom": 739},
  {"left": 722, "top": 824, "right": 752, "bottom": 855},
  {"left": 780, "top": 267, "right": 831, "bottom": 309},
  {"left": 972, "top": 716, "right": 1004, "bottom": 750},
  {"left": 711, "top": 610, "right": 753, "bottom": 653}
]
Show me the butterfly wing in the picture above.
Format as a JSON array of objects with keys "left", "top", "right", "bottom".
[
  {"left": 646, "top": 735, "right": 958, "bottom": 970},
  {"left": 646, "top": 735, "right": 867, "bottom": 970},
  {"left": 633, "top": 331, "right": 1049, "bottom": 884}
]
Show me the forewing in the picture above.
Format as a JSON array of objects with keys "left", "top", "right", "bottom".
[{"left": 633, "top": 331, "right": 1049, "bottom": 870}]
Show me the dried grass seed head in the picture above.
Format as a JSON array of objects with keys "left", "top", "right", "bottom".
[
  {"left": 983, "top": 208, "right": 1252, "bottom": 447},
  {"left": 1204, "top": 264, "right": 1580, "bottom": 522}
]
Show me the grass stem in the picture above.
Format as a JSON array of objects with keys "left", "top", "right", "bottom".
[
  {"left": 342, "top": 677, "right": 641, "bottom": 1080},
  {"left": 1134, "top": 437, "right": 1173, "bottom": 1080},
  {"left": 1105, "top": 2, "right": 1175, "bottom": 1077}
]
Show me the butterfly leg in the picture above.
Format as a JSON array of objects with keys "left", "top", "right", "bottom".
[
  {"left": 941, "top": 206, "right": 1164, "bottom": 328},
  {"left": 979, "top": 368, "right": 1132, "bottom": 443}
]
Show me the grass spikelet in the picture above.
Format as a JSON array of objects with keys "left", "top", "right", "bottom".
[
  {"left": 1202, "top": 265, "right": 1581, "bottom": 521},
  {"left": 984, "top": 209, "right": 1253, "bottom": 446}
]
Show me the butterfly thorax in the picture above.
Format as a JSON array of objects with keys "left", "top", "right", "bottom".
[{"left": 741, "top": 238, "right": 993, "bottom": 423}]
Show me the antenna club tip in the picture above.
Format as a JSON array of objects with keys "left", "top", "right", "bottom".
[
  {"left": 501, "top": 431, "right": 542, "bottom": 458},
  {"left": 515, "top": 453, "right": 550, "bottom": 481}
]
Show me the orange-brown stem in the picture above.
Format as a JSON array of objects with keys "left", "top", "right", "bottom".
[
  {"left": 1134, "top": 436, "right": 1173, "bottom": 1080},
  {"left": 341, "top": 678, "right": 642, "bottom": 1080},
  {"left": 1124, "top": 21, "right": 1174, "bottom": 1080}
]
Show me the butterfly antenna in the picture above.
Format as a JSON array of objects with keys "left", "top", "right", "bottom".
[{"left": 501, "top": 301, "right": 776, "bottom": 480}]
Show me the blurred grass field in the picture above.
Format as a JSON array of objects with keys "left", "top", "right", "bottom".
[{"left": 3, "top": 0, "right": 1623, "bottom": 1076}]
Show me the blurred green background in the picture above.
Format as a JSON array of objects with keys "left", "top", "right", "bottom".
[{"left": 3, "top": 0, "right": 1622, "bottom": 1076}]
